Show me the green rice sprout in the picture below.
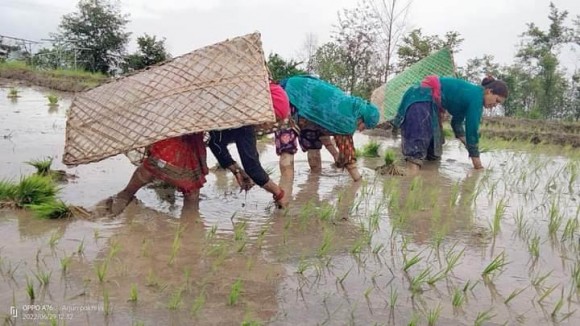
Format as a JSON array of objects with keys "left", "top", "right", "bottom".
[
  {"left": 504, "top": 287, "right": 527, "bottom": 305},
  {"left": 47, "top": 94, "right": 59, "bottom": 105},
  {"left": 426, "top": 304, "right": 442, "bottom": 326},
  {"left": 410, "top": 267, "right": 431, "bottom": 294},
  {"left": 532, "top": 270, "right": 553, "bottom": 288},
  {"left": 548, "top": 199, "right": 563, "bottom": 236},
  {"left": 528, "top": 234, "right": 540, "bottom": 259},
  {"left": 11, "top": 174, "right": 58, "bottom": 207},
  {"left": 33, "top": 269, "right": 51, "bottom": 287},
  {"left": 474, "top": 309, "right": 496, "bottom": 326},
  {"left": 167, "top": 287, "right": 184, "bottom": 310},
  {"left": 7, "top": 87, "right": 19, "bottom": 98},
  {"left": 26, "top": 276, "right": 35, "bottom": 301},
  {"left": 95, "top": 261, "right": 108, "bottom": 283},
  {"left": 25, "top": 158, "right": 53, "bottom": 176},
  {"left": 551, "top": 289, "right": 565, "bottom": 318},
  {"left": 482, "top": 252, "right": 508, "bottom": 280},
  {"left": 445, "top": 247, "right": 465, "bottom": 274},
  {"left": 317, "top": 228, "right": 333, "bottom": 257},
  {"left": 29, "top": 199, "right": 72, "bottom": 219},
  {"left": 538, "top": 284, "right": 558, "bottom": 304},
  {"left": 562, "top": 218, "right": 578, "bottom": 241},
  {"left": 77, "top": 239, "right": 85, "bottom": 255},
  {"left": 490, "top": 198, "right": 507, "bottom": 236},
  {"left": 383, "top": 149, "right": 397, "bottom": 165},
  {"left": 388, "top": 286, "right": 398, "bottom": 309},
  {"left": 451, "top": 288, "right": 464, "bottom": 307},
  {"left": 408, "top": 312, "right": 420, "bottom": 326},
  {"left": 228, "top": 279, "right": 243, "bottom": 306},
  {"left": 103, "top": 288, "right": 111, "bottom": 315},
  {"left": 357, "top": 140, "right": 381, "bottom": 157},
  {"left": 403, "top": 252, "right": 423, "bottom": 272},
  {"left": 191, "top": 289, "right": 206, "bottom": 316},
  {"left": 60, "top": 255, "right": 72, "bottom": 273},
  {"left": 48, "top": 231, "right": 62, "bottom": 248},
  {"left": 128, "top": 283, "right": 138, "bottom": 302}
]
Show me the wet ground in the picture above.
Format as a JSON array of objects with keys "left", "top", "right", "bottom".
[{"left": 1, "top": 84, "right": 580, "bottom": 325}]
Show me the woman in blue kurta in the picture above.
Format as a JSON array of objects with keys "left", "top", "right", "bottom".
[{"left": 392, "top": 76, "right": 508, "bottom": 172}]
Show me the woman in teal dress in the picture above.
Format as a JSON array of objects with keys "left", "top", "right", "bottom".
[{"left": 392, "top": 75, "right": 508, "bottom": 172}]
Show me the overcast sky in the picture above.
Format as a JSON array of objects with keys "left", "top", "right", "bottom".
[{"left": 1, "top": 0, "right": 579, "bottom": 71}]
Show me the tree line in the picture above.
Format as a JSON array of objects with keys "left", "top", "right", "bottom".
[{"left": 21, "top": 0, "right": 580, "bottom": 120}]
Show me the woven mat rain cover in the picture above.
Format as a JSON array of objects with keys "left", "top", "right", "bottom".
[
  {"left": 63, "top": 32, "right": 273, "bottom": 166},
  {"left": 378, "top": 48, "right": 456, "bottom": 121}
]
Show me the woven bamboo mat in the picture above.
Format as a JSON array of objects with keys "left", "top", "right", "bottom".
[
  {"left": 371, "top": 48, "right": 456, "bottom": 122},
  {"left": 63, "top": 32, "right": 274, "bottom": 166}
]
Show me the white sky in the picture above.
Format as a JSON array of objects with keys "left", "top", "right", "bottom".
[{"left": 1, "top": 0, "right": 579, "bottom": 71}]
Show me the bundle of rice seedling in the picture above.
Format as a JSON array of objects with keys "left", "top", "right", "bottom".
[
  {"left": 14, "top": 174, "right": 59, "bottom": 207},
  {"left": 375, "top": 149, "right": 405, "bottom": 176},
  {"left": 0, "top": 180, "right": 18, "bottom": 208},
  {"left": 26, "top": 158, "right": 54, "bottom": 176},
  {"left": 28, "top": 200, "right": 73, "bottom": 219}
]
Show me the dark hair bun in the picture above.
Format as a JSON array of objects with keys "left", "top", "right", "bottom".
[{"left": 481, "top": 75, "right": 495, "bottom": 86}]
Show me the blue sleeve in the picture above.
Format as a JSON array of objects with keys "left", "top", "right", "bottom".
[
  {"left": 208, "top": 131, "right": 235, "bottom": 168},
  {"left": 450, "top": 115, "right": 465, "bottom": 138}
]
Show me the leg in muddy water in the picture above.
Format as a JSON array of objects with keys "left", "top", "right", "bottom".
[
  {"left": 345, "top": 162, "right": 362, "bottom": 182},
  {"left": 320, "top": 136, "right": 339, "bottom": 163},
  {"left": 336, "top": 181, "right": 361, "bottom": 220},
  {"left": 405, "top": 160, "right": 421, "bottom": 175},
  {"left": 181, "top": 189, "right": 201, "bottom": 219},
  {"left": 307, "top": 149, "right": 322, "bottom": 173},
  {"left": 278, "top": 153, "right": 294, "bottom": 202},
  {"left": 263, "top": 179, "right": 289, "bottom": 208},
  {"left": 110, "top": 165, "right": 154, "bottom": 215}
]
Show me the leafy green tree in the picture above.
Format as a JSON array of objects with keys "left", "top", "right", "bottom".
[
  {"left": 312, "top": 42, "right": 349, "bottom": 90},
  {"left": 397, "top": 29, "right": 463, "bottom": 70},
  {"left": 266, "top": 53, "right": 307, "bottom": 82},
  {"left": 123, "top": 34, "right": 170, "bottom": 72},
  {"left": 54, "top": 0, "right": 130, "bottom": 74},
  {"left": 516, "top": 2, "right": 574, "bottom": 118},
  {"left": 457, "top": 55, "right": 501, "bottom": 84}
]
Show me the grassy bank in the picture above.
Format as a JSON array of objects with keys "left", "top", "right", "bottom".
[{"left": 0, "top": 61, "right": 107, "bottom": 92}]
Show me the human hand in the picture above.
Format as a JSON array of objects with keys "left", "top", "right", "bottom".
[
  {"left": 235, "top": 170, "right": 255, "bottom": 192},
  {"left": 471, "top": 157, "right": 484, "bottom": 170}
]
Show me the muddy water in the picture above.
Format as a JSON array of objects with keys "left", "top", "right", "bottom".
[{"left": 1, "top": 85, "right": 580, "bottom": 325}]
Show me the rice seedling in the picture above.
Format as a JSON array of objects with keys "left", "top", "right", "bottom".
[
  {"left": 388, "top": 286, "right": 398, "bottom": 309},
  {"left": 191, "top": 289, "right": 206, "bottom": 316},
  {"left": 25, "top": 158, "right": 54, "bottom": 176},
  {"left": 108, "top": 240, "right": 121, "bottom": 260},
  {"left": 146, "top": 269, "right": 160, "bottom": 287},
  {"left": 444, "top": 246, "right": 465, "bottom": 274},
  {"left": 233, "top": 220, "right": 247, "bottom": 241},
  {"left": 449, "top": 181, "right": 460, "bottom": 207},
  {"left": 551, "top": 289, "right": 565, "bottom": 318},
  {"left": 528, "top": 234, "right": 540, "bottom": 259},
  {"left": 228, "top": 279, "right": 243, "bottom": 306},
  {"left": 29, "top": 199, "right": 73, "bottom": 219},
  {"left": 26, "top": 276, "right": 35, "bottom": 301},
  {"left": 47, "top": 94, "right": 59, "bottom": 105},
  {"left": 95, "top": 261, "right": 108, "bottom": 283},
  {"left": 409, "top": 267, "right": 431, "bottom": 295},
  {"left": 77, "top": 238, "right": 85, "bottom": 255},
  {"left": 538, "top": 284, "right": 558, "bottom": 304},
  {"left": 403, "top": 252, "right": 423, "bottom": 272},
  {"left": 474, "top": 309, "right": 495, "bottom": 326},
  {"left": 60, "top": 255, "right": 72, "bottom": 273},
  {"left": 426, "top": 269, "right": 446, "bottom": 286},
  {"left": 48, "top": 231, "right": 62, "bottom": 249},
  {"left": 12, "top": 174, "right": 59, "bottom": 207},
  {"left": 504, "top": 287, "right": 527, "bottom": 305},
  {"left": 357, "top": 140, "right": 380, "bottom": 157},
  {"left": 532, "top": 270, "right": 553, "bottom": 288},
  {"left": 426, "top": 304, "right": 442, "bottom": 326},
  {"left": 562, "top": 218, "right": 579, "bottom": 241},
  {"left": 128, "top": 283, "right": 138, "bottom": 302},
  {"left": 317, "top": 228, "right": 333, "bottom": 257},
  {"left": 482, "top": 252, "right": 508, "bottom": 280},
  {"left": 490, "top": 198, "right": 507, "bottom": 236},
  {"left": 169, "top": 224, "right": 185, "bottom": 265},
  {"left": 451, "top": 288, "right": 465, "bottom": 308},
  {"left": 376, "top": 149, "right": 405, "bottom": 176},
  {"left": 407, "top": 312, "right": 421, "bottom": 326},
  {"left": 297, "top": 257, "right": 309, "bottom": 275},
  {"left": 372, "top": 243, "right": 384, "bottom": 255},
  {"left": 7, "top": 87, "right": 19, "bottom": 98},
  {"left": 167, "top": 287, "right": 184, "bottom": 310},
  {"left": 103, "top": 288, "right": 111, "bottom": 315},
  {"left": 206, "top": 224, "right": 218, "bottom": 240},
  {"left": 34, "top": 269, "right": 51, "bottom": 286},
  {"left": 363, "top": 286, "right": 373, "bottom": 299},
  {"left": 548, "top": 199, "right": 563, "bottom": 236},
  {"left": 241, "top": 319, "right": 262, "bottom": 326}
]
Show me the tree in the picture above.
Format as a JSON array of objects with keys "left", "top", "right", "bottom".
[
  {"left": 54, "top": 0, "right": 130, "bottom": 74},
  {"left": 296, "top": 33, "right": 319, "bottom": 73},
  {"left": 312, "top": 42, "right": 349, "bottom": 90},
  {"left": 397, "top": 29, "right": 463, "bottom": 70},
  {"left": 266, "top": 53, "right": 307, "bottom": 82},
  {"left": 364, "top": 0, "right": 412, "bottom": 82},
  {"left": 516, "top": 2, "right": 575, "bottom": 118},
  {"left": 123, "top": 34, "right": 170, "bottom": 72},
  {"left": 457, "top": 55, "right": 501, "bottom": 84}
]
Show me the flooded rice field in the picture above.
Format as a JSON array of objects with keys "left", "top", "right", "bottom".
[{"left": 1, "top": 84, "right": 580, "bottom": 325}]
